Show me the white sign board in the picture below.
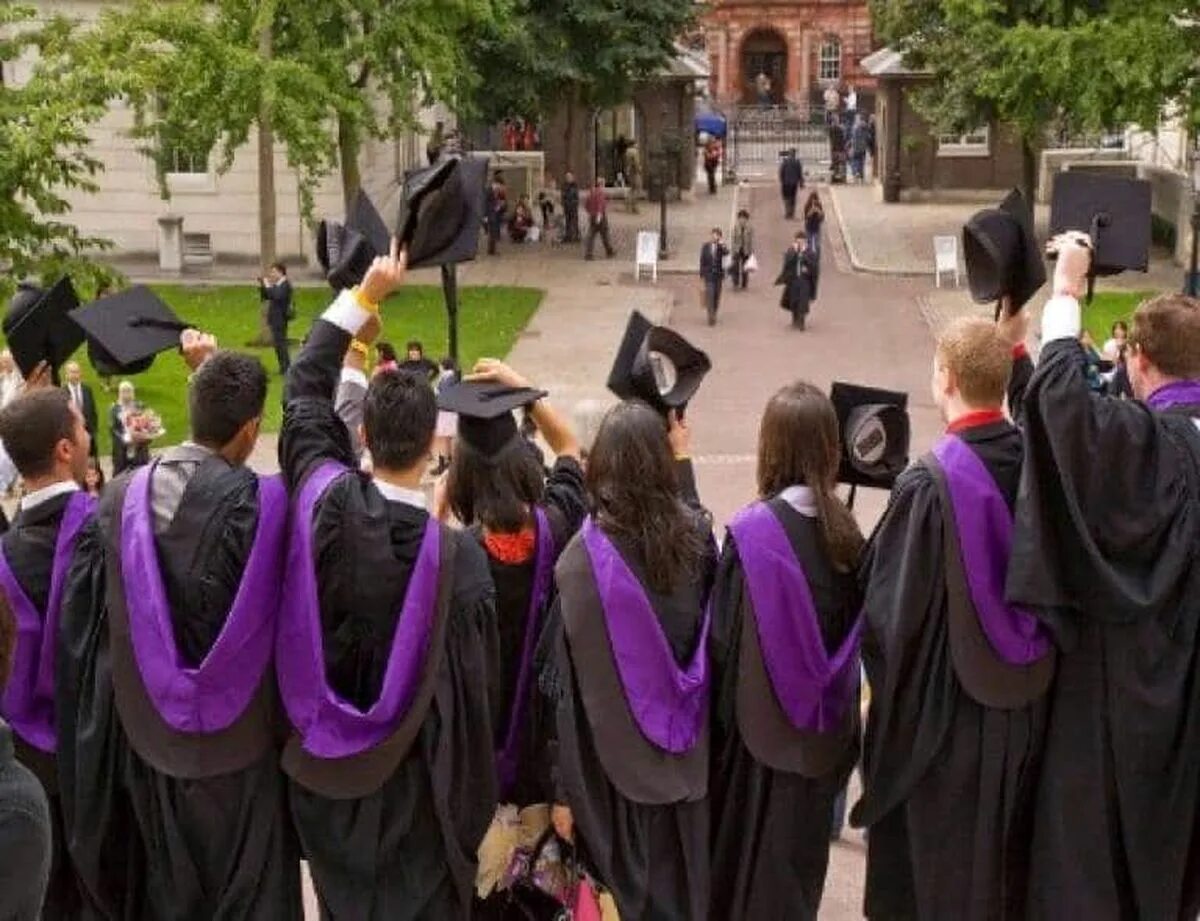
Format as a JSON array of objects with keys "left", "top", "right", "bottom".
[
  {"left": 933, "top": 235, "right": 959, "bottom": 288},
  {"left": 635, "top": 231, "right": 660, "bottom": 282}
]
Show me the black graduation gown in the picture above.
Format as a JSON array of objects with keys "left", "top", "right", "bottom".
[
  {"left": 533, "top": 496, "right": 717, "bottom": 921},
  {"left": 852, "top": 417, "right": 1048, "bottom": 921},
  {"left": 775, "top": 248, "right": 818, "bottom": 319},
  {"left": 57, "top": 457, "right": 303, "bottom": 921},
  {"left": 1005, "top": 337, "right": 1200, "bottom": 921},
  {"left": 279, "top": 317, "right": 499, "bottom": 921},
  {"left": 475, "top": 455, "right": 586, "bottom": 808},
  {"left": 2, "top": 493, "right": 90, "bottom": 919},
  {"left": 708, "top": 497, "right": 861, "bottom": 921}
]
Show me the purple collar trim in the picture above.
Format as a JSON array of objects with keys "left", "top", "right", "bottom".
[
  {"left": 727, "top": 501, "right": 862, "bottom": 732},
  {"left": 0, "top": 491, "right": 95, "bottom": 752},
  {"left": 1146, "top": 379, "right": 1200, "bottom": 411},
  {"left": 276, "top": 461, "right": 442, "bottom": 759},
  {"left": 931, "top": 435, "right": 1052, "bottom": 665},
  {"left": 121, "top": 463, "right": 288, "bottom": 733},
  {"left": 581, "top": 518, "right": 710, "bottom": 754}
]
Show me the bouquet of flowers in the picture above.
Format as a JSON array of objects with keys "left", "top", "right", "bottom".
[{"left": 125, "top": 408, "right": 165, "bottom": 441}]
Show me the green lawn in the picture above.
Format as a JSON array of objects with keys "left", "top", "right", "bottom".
[
  {"left": 4, "top": 284, "right": 542, "bottom": 457},
  {"left": 1082, "top": 290, "right": 1156, "bottom": 343}
]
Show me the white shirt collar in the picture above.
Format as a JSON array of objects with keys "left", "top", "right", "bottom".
[
  {"left": 372, "top": 477, "right": 427, "bottom": 510},
  {"left": 778, "top": 484, "right": 818, "bottom": 518},
  {"left": 21, "top": 480, "right": 80, "bottom": 512}
]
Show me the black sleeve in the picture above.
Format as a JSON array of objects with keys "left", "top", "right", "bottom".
[
  {"left": 675, "top": 457, "right": 702, "bottom": 510},
  {"left": 56, "top": 518, "right": 143, "bottom": 918},
  {"left": 279, "top": 318, "right": 357, "bottom": 491},
  {"left": 708, "top": 536, "right": 745, "bottom": 754},
  {"left": 1006, "top": 337, "right": 1200, "bottom": 625},
  {"left": 532, "top": 596, "right": 570, "bottom": 804},
  {"left": 429, "top": 534, "right": 500, "bottom": 898},
  {"left": 852, "top": 465, "right": 955, "bottom": 827},
  {"left": 0, "top": 798, "right": 50, "bottom": 921},
  {"left": 543, "top": 456, "right": 587, "bottom": 545},
  {"left": 1007, "top": 350, "right": 1034, "bottom": 423}
]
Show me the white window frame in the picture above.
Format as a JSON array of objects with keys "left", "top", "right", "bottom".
[
  {"left": 937, "top": 126, "right": 991, "bottom": 157},
  {"left": 818, "top": 38, "right": 842, "bottom": 82}
]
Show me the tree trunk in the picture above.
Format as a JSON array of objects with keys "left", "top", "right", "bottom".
[
  {"left": 563, "top": 86, "right": 577, "bottom": 180},
  {"left": 338, "top": 116, "right": 362, "bottom": 214},
  {"left": 1020, "top": 136, "right": 1038, "bottom": 209},
  {"left": 254, "top": 13, "right": 276, "bottom": 348}
]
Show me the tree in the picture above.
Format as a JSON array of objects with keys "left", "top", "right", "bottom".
[
  {"left": 0, "top": 1, "right": 116, "bottom": 299},
  {"left": 464, "top": 0, "right": 696, "bottom": 162},
  {"left": 871, "top": 0, "right": 1192, "bottom": 202}
]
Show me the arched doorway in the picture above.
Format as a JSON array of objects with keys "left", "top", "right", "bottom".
[{"left": 740, "top": 29, "right": 787, "bottom": 106}]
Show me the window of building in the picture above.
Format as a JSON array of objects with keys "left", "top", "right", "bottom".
[
  {"left": 163, "top": 142, "right": 209, "bottom": 175},
  {"left": 819, "top": 37, "right": 841, "bottom": 82},
  {"left": 937, "top": 126, "right": 991, "bottom": 157}
]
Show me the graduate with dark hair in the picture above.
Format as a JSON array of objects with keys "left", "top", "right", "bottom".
[
  {"left": 709, "top": 381, "right": 864, "bottom": 921},
  {"left": 276, "top": 250, "right": 499, "bottom": 920},
  {"left": 58, "top": 332, "right": 302, "bottom": 920},
  {"left": 534, "top": 401, "right": 716, "bottom": 921},
  {"left": 0, "top": 384, "right": 94, "bottom": 919},
  {"left": 853, "top": 314, "right": 1050, "bottom": 920},
  {"left": 1007, "top": 236, "right": 1200, "bottom": 920}
]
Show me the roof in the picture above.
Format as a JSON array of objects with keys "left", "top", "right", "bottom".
[
  {"left": 861, "top": 47, "right": 930, "bottom": 78},
  {"left": 657, "top": 44, "right": 711, "bottom": 80}
]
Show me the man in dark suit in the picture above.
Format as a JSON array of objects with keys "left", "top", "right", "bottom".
[
  {"left": 259, "top": 261, "right": 294, "bottom": 375},
  {"left": 62, "top": 362, "right": 98, "bottom": 459},
  {"left": 779, "top": 149, "right": 805, "bottom": 219},
  {"left": 699, "top": 227, "right": 730, "bottom": 327},
  {"left": 776, "top": 229, "right": 819, "bottom": 331}
]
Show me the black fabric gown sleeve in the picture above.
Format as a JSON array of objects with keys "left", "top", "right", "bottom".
[
  {"left": 56, "top": 518, "right": 144, "bottom": 920},
  {"left": 1006, "top": 337, "right": 1200, "bottom": 627},
  {"left": 1007, "top": 350, "right": 1033, "bottom": 423},
  {"left": 851, "top": 466, "right": 956, "bottom": 829},
  {"left": 279, "top": 317, "right": 357, "bottom": 493},
  {"left": 542, "top": 456, "right": 588, "bottom": 543}
]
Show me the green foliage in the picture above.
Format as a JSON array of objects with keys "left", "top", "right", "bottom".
[
  {"left": 463, "top": 0, "right": 696, "bottom": 122},
  {"left": 0, "top": 283, "right": 541, "bottom": 456},
  {"left": 0, "top": 2, "right": 118, "bottom": 300},
  {"left": 871, "top": 0, "right": 1194, "bottom": 150}
]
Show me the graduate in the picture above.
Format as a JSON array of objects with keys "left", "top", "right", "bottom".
[
  {"left": 58, "top": 318, "right": 301, "bottom": 919},
  {"left": 0, "top": 383, "right": 94, "bottom": 919},
  {"left": 277, "top": 250, "right": 499, "bottom": 921},
  {"left": 709, "top": 381, "right": 865, "bottom": 921},
  {"left": 852, "top": 315, "right": 1053, "bottom": 920},
  {"left": 439, "top": 361, "right": 585, "bottom": 808},
  {"left": 535, "top": 401, "right": 716, "bottom": 920},
  {"left": 1006, "top": 235, "right": 1200, "bottom": 920}
]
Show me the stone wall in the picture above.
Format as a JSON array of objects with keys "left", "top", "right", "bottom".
[{"left": 702, "top": 0, "right": 876, "bottom": 110}]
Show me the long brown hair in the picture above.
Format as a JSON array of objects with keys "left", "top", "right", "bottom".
[
  {"left": 756, "top": 381, "right": 864, "bottom": 572},
  {"left": 586, "top": 401, "right": 708, "bottom": 593}
]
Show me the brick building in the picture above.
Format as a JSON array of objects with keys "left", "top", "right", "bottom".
[{"left": 701, "top": 0, "right": 876, "bottom": 112}]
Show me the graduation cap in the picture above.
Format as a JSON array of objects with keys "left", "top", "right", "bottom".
[
  {"left": 316, "top": 190, "right": 391, "bottom": 291},
  {"left": 606, "top": 310, "right": 711, "bottom": 417},
  {"left": 1050, "top": 171, "right": 1151, "bottom": 276},
  {"left": 829, "top": 382, "right": 910, "bottom": 490},
  {"left": 3, "top": 278, "right": 84, "bottom": 378},
  {"left": 70, "top": 285, "right": 188, "bottom": 375},
  {"left": 396, "top": 155, "right": 489, "bottom": 270},
  {"left": 963, "top": 189, "right": 1046, "bottom": 316},
  {"left": 437, "top": 380, "right": 548, "bottom": 458}
]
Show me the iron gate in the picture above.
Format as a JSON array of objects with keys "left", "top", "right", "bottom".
[{"left": 726, "top": 106, "right": 830, "bottom": 182}]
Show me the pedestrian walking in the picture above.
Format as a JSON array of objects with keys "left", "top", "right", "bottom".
[
  {"left": 776, "top": 230, "right": 819, "bottom": 330},
  {"left": 803, "top": 192, "right": 825, "bottom": 258},
  {"left": 700, "top": 228, "right": 730, "bottom": 327},
  {"left": 823, "top": 83, "right": 841, "bottom": 127},
  {"left": 562, "top": 171, "right": 581, "bottom": 243},
  {"left": 850, "top": 114, "right": 869, "bottom": 182},
  {"left": 704, "top": 138, "right": 722, "bottom": 195},
  {"left": 584, "top": 177, "right": 615, "bottom": 260},
  {"left": 779, "top": 149, "right": 804, "bottom": 219},
  {"left": 487, "top": 171, "right": 508, "bottom": 256},
  {"left": 730, "top": 209, "right": 755, "bottom": 290}
]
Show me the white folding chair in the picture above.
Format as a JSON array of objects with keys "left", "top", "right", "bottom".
[{"left": 934, "top": 235, "right": 959, "bottom": 288}]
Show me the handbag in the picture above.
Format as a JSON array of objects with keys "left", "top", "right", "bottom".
[{"left": 746, "top": 254, "right": 759, "bottom": 273}]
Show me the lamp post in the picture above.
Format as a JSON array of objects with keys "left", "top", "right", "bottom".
[{"left": 1188, "top": 138, "right": 1200, "bottom": 297}]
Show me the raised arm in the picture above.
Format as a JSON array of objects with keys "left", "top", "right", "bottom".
[
  {"left": 279, "top": 252, "right": 405, "bottom": 490},
  {"left": 466, "top": 358, "right": 582, "bottom": 461}
]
